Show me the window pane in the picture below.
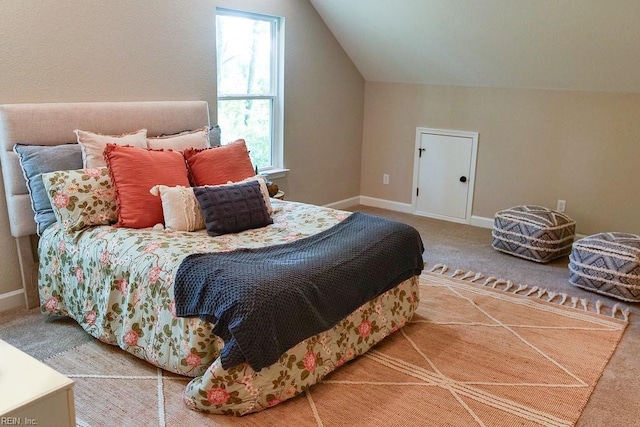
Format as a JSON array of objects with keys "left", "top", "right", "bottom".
[
  {"left": 218, "top": 99, "right": 272, "bottom": 169},
  {"left": 216, "top": 14, "right": 273, "bottom": 96}
]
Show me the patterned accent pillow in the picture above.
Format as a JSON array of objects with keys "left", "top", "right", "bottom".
[
  {"left": 194, "top": 180, "right": 273, "bottom": 236},
  {"left": 13, "top": 143, "right": 83, "bottom": 235},
  {"left": 75, "top": 128, "right": 147, "bottom": 168},
  {"left": 42, "top": 167, "right": 117, "bottom": 234},
  {"left": 183, "top": 139, "right": 256, "bottom": 186}
]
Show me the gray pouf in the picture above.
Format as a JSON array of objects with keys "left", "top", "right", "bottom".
[
  {"left": 569, "top": 232, "right": 640, "bottom": 302},
  {"left": 492, "top": 205, "right": 576, "bottom": 263}
]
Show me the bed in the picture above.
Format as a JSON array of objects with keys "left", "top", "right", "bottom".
[{"left": 0, "top": 101, "right": 423, "bottom": 416}]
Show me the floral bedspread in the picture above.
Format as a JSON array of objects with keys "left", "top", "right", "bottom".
[{"left": 38, "top": 200, "right": 420, "bottom": 414}]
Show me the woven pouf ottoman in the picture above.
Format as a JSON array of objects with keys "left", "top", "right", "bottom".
[
  {"left": 492, "top": 205, "right": 576, "bottom": 263},
  {"left": 569, "top": 232, "right": 640, "bottom": 302}
]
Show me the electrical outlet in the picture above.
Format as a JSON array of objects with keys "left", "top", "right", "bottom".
[
  {"left": 557, "top": 199, "right": 566, "bottom": 212},
  {"left": 383, "top": 174, "right": 390, "bottom": 185}
]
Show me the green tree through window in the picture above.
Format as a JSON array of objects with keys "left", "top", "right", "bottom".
[{"left": 216, "top": 9, "right": 283, "bottom": 171}]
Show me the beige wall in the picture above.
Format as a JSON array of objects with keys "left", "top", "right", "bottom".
[
  {"left": 216, "top": 0, "right": 364, "bottom": 206},
  {"left": 0, "top": 0, "right": 364, "bottom": 309},
  {"left": 361, "top": 82, "right": 640, "bottom": 235}
]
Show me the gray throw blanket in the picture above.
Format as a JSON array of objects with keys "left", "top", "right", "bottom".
[{"left": 174, "top": 212, "right": 424, "bottom": 371}]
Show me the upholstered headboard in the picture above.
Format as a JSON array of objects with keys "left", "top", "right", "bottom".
[{"left": 0, "top": 101, "right": 210, "bottom": 308}]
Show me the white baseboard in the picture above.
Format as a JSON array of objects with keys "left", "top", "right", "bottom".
[
  {"left": 470, "top": 215, "right": 494, "bottom": 229},
  {"left": 359, "top": 196, "right": 413, "bottom": 213},
  {"left": 0, "top": 289, "right": 25, "bottom": 312},
  {"left": 323, "top": 196, "right": 361, "bottom": 210},
  {"left": 325, "top": 195, "right": 496, "bottom": 230}
]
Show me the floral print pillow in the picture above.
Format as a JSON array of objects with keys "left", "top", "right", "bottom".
[{"left": 42, "top": 167, "right": 117, "bottom": 234}]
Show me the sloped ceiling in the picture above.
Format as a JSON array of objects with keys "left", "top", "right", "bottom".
[{"left": 309, "top": 0, "right": 640, "bottom": 93}]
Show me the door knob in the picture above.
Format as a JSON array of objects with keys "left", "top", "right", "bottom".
[{"left": 459, "top": 176, "right": 467, "bottom": 183}]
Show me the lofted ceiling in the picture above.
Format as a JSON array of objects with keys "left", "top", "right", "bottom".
[{"left": 308, "top": 0, "right": 640, "bottom": 93}]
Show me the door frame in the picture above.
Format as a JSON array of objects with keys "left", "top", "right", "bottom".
[{"left": 411, "top": 127, "right": 479, "bottom": 224}]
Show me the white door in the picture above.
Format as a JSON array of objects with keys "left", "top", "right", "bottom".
[{"left": 412, "top": 129, "right": 478, "bottom": 223}]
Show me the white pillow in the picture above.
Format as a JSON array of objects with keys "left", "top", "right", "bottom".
[
  {"left": 75, "top": 129, "right": 147, "bottom": 168},
  {"left": 149, "top": 185, "right": 205, "bottom": 232},
  {"left": 147, "top": 127, "right": 210, "bottom": 151}
]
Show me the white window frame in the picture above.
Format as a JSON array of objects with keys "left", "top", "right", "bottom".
[{"left": 216, "top": 8, "right": 287, "bottom": 178}]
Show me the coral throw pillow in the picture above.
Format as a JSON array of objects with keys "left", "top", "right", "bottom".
[
  {"left": 183, "top": 139, "right": 256, "bottom": 186},
  {"left": 104, "top": 145, "right": 190, "bottom": 228}
]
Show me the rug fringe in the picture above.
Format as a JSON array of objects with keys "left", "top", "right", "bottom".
[
  {"left": 559, "top": 293, "right": 569, "bottom": 305},
  {"left": 424, "top": 263, "right": 630, "bottom": 321},
  {"left": 429, "top": 263, "right": 449, "bottom": 274}
]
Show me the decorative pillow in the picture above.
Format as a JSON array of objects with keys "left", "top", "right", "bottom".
[
  {"left": 75, "top": 129, "right": 147, "bottom": 168},
  {"left": 232, "top": 175, "right": 273, "bottom": 214},
  {"left": 194, "top": 180, "right": 273, "bottom": 236},
  {"left": 209, "top": 125, "right": 222, "bottom": 147},
  {"left": 147, "top": 127, "right": 210, "bottom": 151},
  {"left": 149, "top": 185, "right": 205, "bottom": 232},
  {"left": 104, "top": 144, "right": 190, "bottom": 229},
  {"left": 13, "top": 143, "right": 83, "bottom": 235},
  {"left": 149, "top": 175, "right": 271, "bottom": 232},
  {"left": 183, "top": 139, "right": 256, "bottom": 186},
  {"left": 42, "top": 167, "right": 117, "bottom": 234}
]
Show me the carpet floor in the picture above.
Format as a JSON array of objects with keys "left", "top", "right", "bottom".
[
  {"left": 44, "top": 270, "right": 627, "bottom": 427},
  {"left": 1, "top": 205, "right": 639, "bottom": 425}
]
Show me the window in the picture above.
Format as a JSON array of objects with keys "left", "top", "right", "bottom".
[{"left": 216, "top": 9, "right": 284, "bottom": 174}]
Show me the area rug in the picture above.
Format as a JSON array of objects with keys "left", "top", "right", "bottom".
[{"left": 44, "top": 266, "right": 628, "bottom": 427}]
